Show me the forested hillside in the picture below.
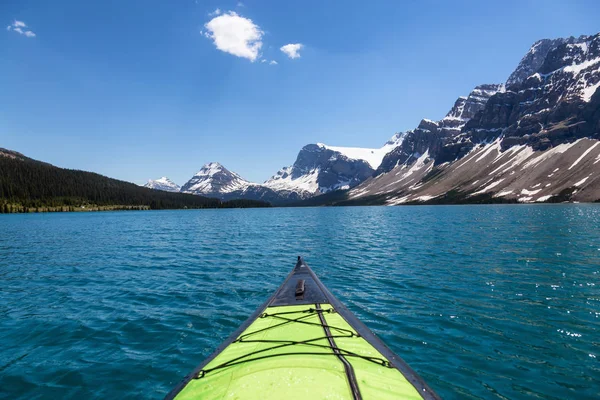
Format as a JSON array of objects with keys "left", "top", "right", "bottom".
[{"left": 0, "top": 148, "right": 270, "bottom": 212}]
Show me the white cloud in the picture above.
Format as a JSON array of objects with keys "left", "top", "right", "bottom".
[
  {"left": 7, "top": 20, "right": 35, "bottom": 37},
  {"left": 208, "top": 8, "right": 221, "bottom": 17},
  {"left": 280, "top": 43, "right": 303, "bottom": 59},
  {"left": 269, "top": 60, "right": 277, "bottom": 65},
  {"left": 260, "top": 59, "right": 267, "bottom": 63},
  {"left": 204, "top": 11, "right": 263, "bottom": 62}
]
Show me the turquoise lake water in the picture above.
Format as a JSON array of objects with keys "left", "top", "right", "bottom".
[{"left": 1, "top": 205, "right": 599, "bottom": 399}]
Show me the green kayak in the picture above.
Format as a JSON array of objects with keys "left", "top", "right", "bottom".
[{"left": 166, "top": 257, "right": 439, "bottom": 400}]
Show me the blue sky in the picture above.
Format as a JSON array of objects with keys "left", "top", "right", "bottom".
[{"left": 2, "top": 0, "right": 599, "bottom": 185}]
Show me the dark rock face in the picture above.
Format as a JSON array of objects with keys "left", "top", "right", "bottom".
[
  {"left": 265, "top": 144, "right": 375, "bottom": 194},
  {"left": 378, "top": 33, "right": 600, "bottom": 179},
  {"left": 294, "top": 144, "right": 373, "bottom": 190},
  {"left": 222, "top": 185, "right": 305, "bottom": 204},
  {"left": 377, "top": 84, "right": 504, "bottom": 173},
  {"left": 506, "top": 36, "right": 588, "bottom": 87},
  {"left": 335, "top": 32, "right": 600, "bottom": 205},
  {"left": 467, "top": 33, "right": 600, "bottom": 151},
  {"left": 377, "top": 124, "right": 440, "bottom": 173},
  {"left": 446, "top": 84, "right": 505, "bottom": 120}
]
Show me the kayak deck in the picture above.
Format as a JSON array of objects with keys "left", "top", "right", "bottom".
[{"left": 167, "top": 257, "right": 438, "bottom": 400}]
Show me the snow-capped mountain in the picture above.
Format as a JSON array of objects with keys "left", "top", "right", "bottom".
[
  {"left": 177, "top": 141, "right": 403, "bottom": 204},
  {"left": 180, "top": 162, "right": 305, "bottom": 204},
  {"left": 146, "top": 32, "right": 600, "bottom": 206},
  {"left": 263, "top": 145, "right": 373, "bottom": 195},
  {"left": 144, "top": 177, "right": 180, "bottom": 192},
  {"left": 377, "top": 84, "right": 505, "bottom": 174},
  {"left": 180, "top": 162, "right": 250, "bottom": 195},
  {"left": 321, "top": 32, "right": 600, "bottom": 205},
  {"left": 263, "top": 132, "right": 407, "bottom": 197},
  {"left": 506, "top": 35, "right": 588, "bottom": 88}
]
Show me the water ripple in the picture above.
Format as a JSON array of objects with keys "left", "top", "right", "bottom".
[{"left": 0, "top": 205, "right": 599, "bottom": 399}]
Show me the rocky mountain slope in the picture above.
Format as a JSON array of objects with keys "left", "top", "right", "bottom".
[
  {"left": 144, "top": 177, "right": 180, "bottom": 192},
  {"left": 376, "top": 84, "right": 505, "bottom": 174},
  {"left": 148, "top": 32, "right": 600, "bottom": 206},
  {"left": 180, "top": 162, "right": 249, "bottom": 195},
  {"left": 159, "top": 135, "right": 407, "bottom": 204},
  {"left": 505, "top": 35, "right": 588, "bottom": 87},
  {"left": 263, "top": 135, "right": 404, "bottom": 197},
  {"left": 323, "top": 32, "right": 600, "bottom": 205},
  {"left": 179, "top": 162, "right": 305, "bottom": 204},
  {"left": 178, "top": 83, "right": 499, "bottom": 204}
]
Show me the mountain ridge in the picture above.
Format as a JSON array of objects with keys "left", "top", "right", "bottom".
[
  {"left": 155, "top": 135, "right": 408, "bottom": 204},
  {"left": 304, "top": 31, "right": 600, "bottom": 205},
  {"left": 145, "top": 31, "right": 600, "bottom": 206}
]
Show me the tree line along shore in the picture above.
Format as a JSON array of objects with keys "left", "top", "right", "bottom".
[{"left": 0, "top": 149, "right": 271, "bottom": 213}]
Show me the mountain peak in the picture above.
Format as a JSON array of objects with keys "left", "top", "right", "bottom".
[
  {"left": 196, "top": 162, "right": 227, "bottom": 175},
  {"left": 505, "top": 35, "right": 592, "bottom": 88},
  {"left": 144, "top": 176, "right": 180, "bottom": 192},
  {"left": 264, "top": 141, "right": 381, "bottom": 195},
  {"left": 182, "top": 162, "right": 250, "bottom": 195},
  {"left": 443, "top": 83, "right": 504, "bottom": 122},
  {"left": 343, "top": 32, "right": 600, "bottom": 205}
]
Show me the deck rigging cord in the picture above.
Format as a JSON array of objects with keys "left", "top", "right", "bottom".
[{"left": 193, "top": 307, "right": 393, "bottom": 379}]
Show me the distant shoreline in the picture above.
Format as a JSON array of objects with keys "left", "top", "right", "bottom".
[
  {"left": 0, "top": 204, "right": 151, "bottom": 214},
  {"left": 3, "top": 201, "right": 599, "bottom": 214},
  {"left": 0, "top": 202, "right": 270, "bottom": 214}
]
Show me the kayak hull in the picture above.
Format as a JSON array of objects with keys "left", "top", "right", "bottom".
[{"left": 166, "top": 257, "right": 439, "bottom": 400}]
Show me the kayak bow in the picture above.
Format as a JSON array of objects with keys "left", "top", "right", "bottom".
[{"left": 166, "top": 257, "right": 439, "bottom": 400}]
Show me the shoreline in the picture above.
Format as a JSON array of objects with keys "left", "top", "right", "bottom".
[
  {"left": 2, "top": 201, "right": 599, "bottom": 214},
  {"left": 0, "top": 204, "right": 151, "bottom": 214}
]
